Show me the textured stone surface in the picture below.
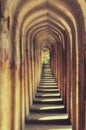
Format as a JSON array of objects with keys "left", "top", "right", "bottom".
[{"left": 0, "top": 0, "right": 86, "bottom": 130}]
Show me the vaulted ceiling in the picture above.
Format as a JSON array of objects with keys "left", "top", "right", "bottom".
[{"left": 5, "top": 0, "right": 83, "bottom": 54}]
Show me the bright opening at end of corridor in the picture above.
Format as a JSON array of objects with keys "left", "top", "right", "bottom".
[{"left": 41, "top": 47, "right": 50, "bottom": 64}]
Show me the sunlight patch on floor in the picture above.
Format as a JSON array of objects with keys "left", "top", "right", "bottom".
[
  {"left": 40, "top": 83, "right": 57, "bottom": 84},
  {"left": 38, "top": 115, "right": 68, "bottom": 120},
  {"left": 38, "top": 89, "right": 59, "bottom": 91},
  {"left": 40, "top": 93, "right": 60, "bottom": 96},
  {"left": 39, "top": 105, "right": 65, "bottom": 110},
  {"left": 36, "top": 98, "right": 62, "bottom": 102}
]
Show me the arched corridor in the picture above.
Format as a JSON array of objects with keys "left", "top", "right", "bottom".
[{"left": 0, "top": 0, "right": 86, "bottom": 130}]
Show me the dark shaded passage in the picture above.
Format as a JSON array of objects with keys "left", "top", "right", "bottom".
[{"left": 25, "top": 64, "right": 72, "bottom": 130}]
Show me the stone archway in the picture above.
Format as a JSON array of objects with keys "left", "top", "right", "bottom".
[{"left": 0, "top": 0, "right": 86, "bottom": 130}]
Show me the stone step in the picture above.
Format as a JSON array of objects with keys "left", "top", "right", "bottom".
[
  {"left": 42, "top": 69, "right": 51, "bottom": 70},
  {"left": 41, "top": 75, "right": 54, "bottom": 77},
  {"left": 25, "top": 124, "right": 72, "bottom": 130},
  {"left": 37, "top": 88, "right": 59, "bottom": 90},
  {"left": 40, "top": 80, "right": 56, "bottom": 83},
  {"left": 36, "top": 93, "right": 61, "bottom": 98},
  {"left": 41, "top": 74, "right": 54, "bottom": 76},
  {"left": 37, "top": 90, "right": 59, "bottom": 93},
  {"left": 33, "top": 98, "right": 63, "bottom": 105},
  {"left": 36, "top": 95, "right": 61, "bottom": 99},
  {"left": 39, "top": 85, "right": 58, "bottom": 88},
  {"left": 30, "top": 104, "right": 66, "bottom": 113},
  {"left": 39, "top": 83, "right": 57, "bottom": 85},
  {"left": 41, "top": 73, "right": 53, "bottom": 74},
  {"left": 42, "top": 73, "right": 53, "bottom": 75},
  {"left": 41, "top": 71, "right": 53, "bottom": 73},
  {"left": 41, "top": 77, "right": 55, "bottom": 79},
  {"left": 26, "top": 113, "right": 70, "bottom": 125},
  {"left": 40, "top": 82, "right": 56, "bottom": 84},
  {"left": 42, "top": 71, "right": 52, "bottom": 72},
  {"left": 34, "top": 97, "right": 62, "bottom": 101},
  {"left": 27, "top": 113, "right": 69, "bottom": 120},
  {"left": 39, "top": 84, "right": 57, "bottom": 87},
  {"left": 37, "top": 88, "right": 59, "bottom": 92},
  {"left": 38, "top": 86, "right": 57, "bottom": 89},
  {"left": 40, "top": 79, "right": 56, "bottom": 81},
  {"left": 41, "top": 73, "right": 53, "bottom": 75}
]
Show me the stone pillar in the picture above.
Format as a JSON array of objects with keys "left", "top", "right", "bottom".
[
  {"left": 24, "top": 46, "right": 29, "bottom": 118},
  {"left": 0, "top": 14, "right": 14, "bottom": 130}
]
